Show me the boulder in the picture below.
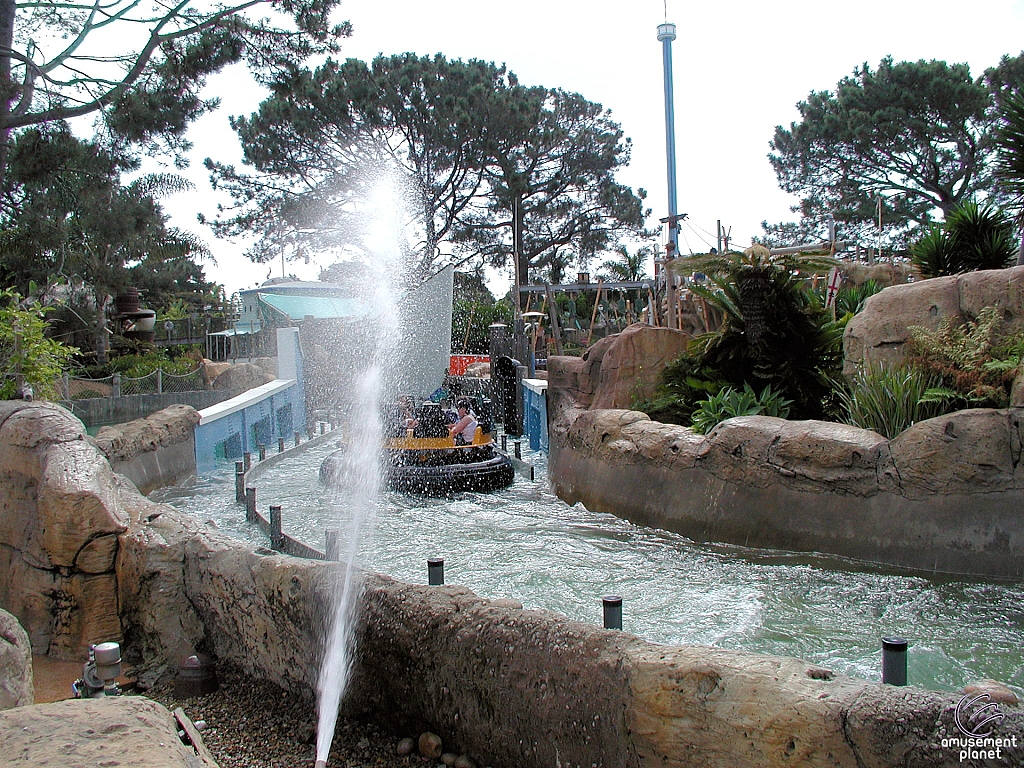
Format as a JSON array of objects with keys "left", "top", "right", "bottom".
[
  {"left": 94, "top": 404, "right": 200, "bottom": 465},
  {"left": 590, "top": 324, "right": 691, "bottom": 410},
  {"left": 209, "top": 362, "right": 275, "bottom": 392},
  {"left": 0, "top": 608, "right": 33, "bottom": 709},
  {"left": 844, "top": 266, "right": 1024, "bottom": 375},
  {"left": 0, "top": 697, "right": 214, "bottom": 767}
]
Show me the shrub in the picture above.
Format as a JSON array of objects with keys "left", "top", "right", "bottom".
[
  {"left": 911, "top": 201, "right": 1016, "bottom": 277},
  {"left": 690, "top": 383, "right": 792, "bottom": 435},
  {"left": 838, "top": 364, "right": 947, "bottom": 438}
]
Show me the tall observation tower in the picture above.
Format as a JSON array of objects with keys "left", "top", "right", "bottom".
[{"left": 657, "top": 21, "right": 680, "bottom": 328}]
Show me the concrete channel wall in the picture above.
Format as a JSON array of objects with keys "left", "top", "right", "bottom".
[{"left": 1, "top": 400, "right": 1022, "bottom": 768}]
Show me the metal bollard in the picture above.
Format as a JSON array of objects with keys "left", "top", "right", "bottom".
[
  {"left": 245, "top": 487, "right": 256, "bottom": 523},
  {"left": 325, "top": 530, "right": 340, "bottom": 560},
  {"left": 258, "top": 444, "right": 266, "bottom": 462},
  {"left": 882, "top": 637, "right": 908, "bottom": 685},
  {"left": 427, "top": 558, "right": 445, "bottom": 585},
  {"left": 602, "top": 595, "right": 623, "bottom": 630},
  {"left": 243, "top": 451, "right": 251, "bottom": 472},
  {"left": 501, "top": 434, "right": 507, "bottom": 452},
  {"left": 269, "top": 505, "right": 284, "bottom": 551},
  {"left": 278, "top": 437, "right": 285, "bottom": 453},
  {"left": 514, "top": 440, "right": 521, "bottom": 459},
  {"left": 234, "top": 461, "right": 245, "bottom": 503},
  {"left": 319, "top": 422, "right": 326, "bottom": 435}
]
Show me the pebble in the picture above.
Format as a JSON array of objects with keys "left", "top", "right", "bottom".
[
  {"left": 396, "top": 737, "right": 416, "bottom": 755},
  {"left": 441, "top": 752, "right": 458, "bottom": 765},
  {"left": 454, "top": 755, "right": 477, "bottom": 768},
  {"left": 145, "top": 664, "right": 416, "bottom": 768},
  {"left": 419, "top": 731, "right": 443, "bottom": 759}
]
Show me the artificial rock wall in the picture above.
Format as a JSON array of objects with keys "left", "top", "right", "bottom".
[{"left": 2, "top": 401, "right": 1022, "bottom": 767}]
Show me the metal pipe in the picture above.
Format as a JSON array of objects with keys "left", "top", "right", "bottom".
[
  {"left": 882, "top": 636, "right": 908, "bottom": 685},
  {"left": 427, "top": 558, "right": 445, "bottom": 586},
  {"left": 603, "top": 595, "right": 623, "bottom": 630}
]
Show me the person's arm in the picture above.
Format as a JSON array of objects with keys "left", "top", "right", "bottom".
[{"left": 449, "top": 416, "right": 471, "bottom": 436}]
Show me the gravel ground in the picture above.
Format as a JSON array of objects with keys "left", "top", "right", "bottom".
[{"left": 146, "top": 665, "right": 426, "bottom": 768}]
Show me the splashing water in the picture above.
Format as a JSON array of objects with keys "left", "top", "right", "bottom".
[{"left": 314, "top": 167, "right": 411, "bottom": 767}]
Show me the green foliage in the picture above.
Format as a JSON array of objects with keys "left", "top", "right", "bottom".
[
  {"left": 1, "top": 0, "right": 348, "bottom": 179},
  {"left": 0, "top": 290, "right": 78, "bottom": 401},
  {"left": 904, "top": 306, "right": 1022, "bottom": 407},
  {"left": 209, "top": 54, "right": 647, "bottom": 280},
  {"left": 833, "top": 279, "right": 883, "bottom": 317},
  {"left": 911, "top": 201, "right": 1016, "bottom": 277},
  {"left": 679, "top": 246, "right": 845, "bottom": 420},
  {"left": 633, "top": 352, "right": 727, "bottom": 426},
  {"left": 690, "top": 383, "right": 792, "bottom": 435},
  {"left": 767, "top": 56, "right": 995, "bottom": 246},
  {"left": 838, "top": 364, "right": 947, "bottom": 438},
  {"left": 452, "top": 298, "right": 513, "bottom": 354},
  {"left": 107, "top": 351, "right": 197, "bottom": 379}
]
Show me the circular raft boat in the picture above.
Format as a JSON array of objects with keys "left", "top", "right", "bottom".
[{"left": 320, "top": 433, "right": 514, "bottom": 496}]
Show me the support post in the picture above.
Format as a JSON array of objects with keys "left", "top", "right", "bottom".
[
  {"left": 882, "top": 637, "right": 908, "bottom": 685},
  {"left": 427, "top": 558, "right": 445, "bottom": 586},
  {"left": 603, "top": 596, "right": 623, "bottom": 630},
  {"left": 234, "top": 461, "right": 245, "bottom": 503},
  {"left": 245, "top": 487, "right": 256, "bottom": 523},
  {"left": 269, "top": 506, "right": 284, "bottom": 551}
]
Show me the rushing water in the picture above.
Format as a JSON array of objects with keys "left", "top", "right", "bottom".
[{"left": 153, "top": 437, "right": 1024, "bottom": 696}]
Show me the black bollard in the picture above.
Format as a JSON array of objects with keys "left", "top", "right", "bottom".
[
  {"left": 234, "top": 461, "right": 245, "bottom": 503},
  {"left": 245, "top": 487, "right": 256, "bottom": 523},
  {"left": 278, "top": 437, "right": 285, "bottom": 453},
  {"left": 603, "top": 595, "right": 623, "bottom": 630},
  {"left": 882, "top": 637, "right": 908, "bottom": 686},
  {"left": 514, "top": 441, "right": 522, "bottom": 459},
  {"left": 427, "top": 558, "right": 445, "bottom": 585},
  {"left": 258, "top": 444, "right": 266, "bottom": 462},
  {"left": 319, "top": 422, "right": 326, "bottom": 435},
  {"left": 501, "top": 434, "right": 507, "bottom": 452}
]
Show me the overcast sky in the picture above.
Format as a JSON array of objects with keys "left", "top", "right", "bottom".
[{"left": 157, "top": 0, "right": 1024, "bottom": 296}]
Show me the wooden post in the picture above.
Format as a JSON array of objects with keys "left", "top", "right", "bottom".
[
  {"left": 258, "top": 444, "right": 266, "bottom": 461},
  {"left": 545, "top": 284, "right": 564, "bottom": 356},
  {"left": 243, "top": 451, "right": 251, "bottom": 472},
  {"left": 245, "top": 486, "right": 256, "bottom": 523},
  {"left": 278, "top": 437, "right": 285, "bottom": 453},
  {"left": 269, "top": 506, "right": 284, "bottom": 551},
  {"left": 235, "top": 461, "right": 245, "bottom": 503},
  {"left": 586, "top": 279, "right": 604, "bottom": 348}
]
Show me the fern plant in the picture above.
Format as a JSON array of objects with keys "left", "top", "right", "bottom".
[
  {"left": 904, "top": 306, "right": 1023, "bottom": 408},
  {"left": 691, "top": 383, "right": 792, "bottom": 435}
]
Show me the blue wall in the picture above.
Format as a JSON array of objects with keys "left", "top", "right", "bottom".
[
  {"left": 523, "top": 379, "right": 548, "bottom": 452},
  {"left": 194, "top": 329, "right": 306, "bottom": 474}
]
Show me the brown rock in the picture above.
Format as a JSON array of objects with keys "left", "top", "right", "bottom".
[
  {"left": 0, "top": 697, "right": 208, "bottom": 767},
  {"left": 94, "top": 404, "right": 199, "bottom": 464},
  {"left": 590, "top": 324, "right": 691, "bottom": 410},
  {"left": 419, "top": 731, "right": 443, "bottom": 759},
  {"left": 963, "top": 679, "right": 1020, "bottom": 706},
  {"left": 0, "top": 608, "right": 33, "bottom": 709},
  {"left": 211, "top": 362, "right": 275, "bottom": 391}
]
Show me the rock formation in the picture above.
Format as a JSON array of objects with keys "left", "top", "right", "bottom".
[
  {"left": 0, "top": 697, "right": 215, "bottom": 767},
  {"left": 844, "top": 266, "right": 1024, "bottom": 375},
  {"left": 0, "top": 608, "right": 32, "bottom": 709}
]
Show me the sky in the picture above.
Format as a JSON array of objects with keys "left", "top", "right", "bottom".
[{"left": 153, "top": 0, "right": 1024, "bottom": 298}]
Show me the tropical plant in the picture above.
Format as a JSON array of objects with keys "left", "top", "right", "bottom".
[
  {"left": 632, "top": 351, "right": 727, "bottom": 426},
  {"left": 838, "top": 364, "right": 947, "bottom": 438},
  {"left": 0, "top": 289, "right": 78, "bottom": 400},
  {"left": 992, "top": 78, "right": 1024, "bottom": 236},
  {"left": 904, "top": 306, "right": 1023, "bottom": 407},
  {"left": 690, "top": 383, "right": 792, "bottom": 435},
  {"left": 675, "top": 245, "right": 844, "bottom": 419},
  {"left": 911, "top": 201, "right": 1017, "bottom": 277}
]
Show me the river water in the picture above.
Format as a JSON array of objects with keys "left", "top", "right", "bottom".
[{"left": 152, "top": 437, "right": 1024, "bottom": 695}]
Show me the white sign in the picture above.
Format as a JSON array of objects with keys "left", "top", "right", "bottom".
[{"left": 825, "top": 267, "right": 841, "bottom": 309}]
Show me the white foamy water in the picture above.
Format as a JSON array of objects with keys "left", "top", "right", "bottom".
[{"left": 155, "top": 439, "right": 1024, "bottom": 698}]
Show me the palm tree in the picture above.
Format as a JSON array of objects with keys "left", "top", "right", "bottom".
[
  {"left": 993, "top": 90, "right": 1024, "bottom": 265},
  {"left": 597, "top": 244, "right": 652, "bottom": 282}
]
